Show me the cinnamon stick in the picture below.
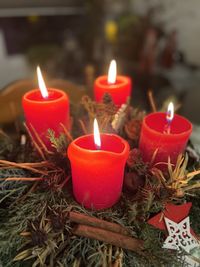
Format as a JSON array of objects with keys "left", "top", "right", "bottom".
[
  {"left": 69, "top": 211, "right": 130, "bottom": 236},
  {"left": 73, "top": 224, "right": 143, "bottom": 252}
]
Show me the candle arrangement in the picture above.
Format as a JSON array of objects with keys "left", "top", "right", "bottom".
[
  {"left": 2, "top": 59, "right": 200, "bottom": 267},
  {"left": 22, "top": 67, "right": 70, "bottom": 148},
  {"left": 94, "top": 60, "right": 132, "bottom": 106}
]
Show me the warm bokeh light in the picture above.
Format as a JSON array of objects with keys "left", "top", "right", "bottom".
[
  {"left": 37, "top": 66, "right": 49, "bottom": 99},
  {"left": 107, "top": 59, "right": 117, "bottom": 84},
  {"left": 166, "top": 102, "right": 174, "bottom": 123},
  {"left": 93, "top": 118, "right": 101, "bottom": 149}
]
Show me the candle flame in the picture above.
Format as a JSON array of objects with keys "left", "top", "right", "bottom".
[
  {"left": 107, "top": 59, "right": 117, "bottom": 84},
  {"left": 93, "top": 118, "right": 101, "bottom": 149},
  {"left": 37, "top": 66, "right": 49, "bottom": 98},
  {"left": 166, "top": 102, "right": 174, "bottom": 123}
]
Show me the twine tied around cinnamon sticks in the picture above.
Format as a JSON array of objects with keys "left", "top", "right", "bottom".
[{"left": 69, "top": 211, "right": 144, "bottom": 253}]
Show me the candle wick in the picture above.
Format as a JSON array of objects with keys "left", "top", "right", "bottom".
[
  {"left": 95, "top": 144, "right": 101, "bottom": 150},
  {"left": 164, "top": 120, "right": 171, "bottom": 134},
  {"left": 107, "top": 78, "right": 116, "bottom": 85}
]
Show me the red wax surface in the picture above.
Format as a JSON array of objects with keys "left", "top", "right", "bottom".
[
  {"left": 22, "top": 88, "right": 70, "bottom": 148},
  {"left": 139, "top": 112, "right": 192, "bottom": 168},
  {"left": 68, "top": 134, "right": 130, "bottom": 210},
  {"left": 94, "top": 75, "right": 132, "bottom": 106}
]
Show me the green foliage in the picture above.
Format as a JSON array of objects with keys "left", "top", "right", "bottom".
[
  {"left": 0, "top": 191, "right": 47, "bottom": 266},
  {"left": 0, "top": 182, "right": 184, "bottom": 267},
  {"left": 0, "top": 133, "right": 14, "bottom": 160},
  {"left": 0, "top": 168, "right": 27, "bottom": 179},
  {"left": 0, "top": 169, "right": 29, "bottom": 206},
  {"left": 47, "top": 129, "right": 68, "bottom": 153}
]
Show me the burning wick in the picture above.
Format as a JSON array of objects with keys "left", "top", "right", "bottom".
[
  {"left": 164, "top": 102, "right": 174, "bottom": 134},
  {"left": 37, "top": 66, "right": 49, "bottom": 99},
  {"left": 107, "top": 59, "right": 117, "bottom": 84},
  {"left": 93, "top": 118, "right": 101, "bottom": 150}
]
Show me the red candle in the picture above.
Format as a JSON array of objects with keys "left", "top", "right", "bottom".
[
  {"left": 68, "top": 119, "right": 130, "bottom": 210},
  {"left": 22, "top": 67, "right": 70, "bottom": 148},
  {"left": 94, "top": 60, "right": 132, "bottom": 106},
  {"left": 139, "top": 103, "right": 192, "bottom": 168}
]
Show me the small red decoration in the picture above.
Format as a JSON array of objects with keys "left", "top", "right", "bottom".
[{"left": 148, "top": 202, "right": 192, "bottom": 231}]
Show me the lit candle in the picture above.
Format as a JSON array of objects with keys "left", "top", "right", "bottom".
[
  {"left": 67, "top": 119, "right": 130, "bottom": 210},
  {"left": 94, "top": 59, "right": 132, "bottom": 106},
  {"left": 139, "top": 103, "right": 192, "bottom": 169},
  {"left": 22, "top": 66, "right": 70, "bottom": 148}
]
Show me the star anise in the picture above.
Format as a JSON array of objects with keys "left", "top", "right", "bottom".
[{"left": 28, "top": 220, "right": 47, "bottom": 246}]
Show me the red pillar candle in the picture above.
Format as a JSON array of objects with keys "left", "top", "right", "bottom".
[
  {"left": 22, "top": 67, "right": 70, "bottom": 148},
  {"left": 139, "top": 104, "right": 192, "bottom": 168},
  {"left": 94, "top": 60, "right": 132, "bottom": 106},
  {"left": 68, "top": 120, "right": 130, "bottom": 210}
]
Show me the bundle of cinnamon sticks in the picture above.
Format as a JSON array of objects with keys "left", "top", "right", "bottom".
[{"left": 69, "top": 211, "right": 144, "bottom": 253}]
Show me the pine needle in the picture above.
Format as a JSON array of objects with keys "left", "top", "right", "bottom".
[
  {"left": 153, "top": 154, "right": 200, "bottom": 197},
  {"left": 0, "top": 160, "right": 48, "bottom": 175},
  {"left": 60, "top": 123, "right": 73, "bottom": 142},
  {"left": 4, "top": 177, "right": 43, "bottom": 181},
  {"left": 79, "top": 119, "right": 88, "bottom": 135},
  {"left": 24, "top": 122, "right": 46, "bottom": 160}
]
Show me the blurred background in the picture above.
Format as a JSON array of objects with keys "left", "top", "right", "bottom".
[{"left": 0, "top": 0, "right": 200, "bottom": 128}]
